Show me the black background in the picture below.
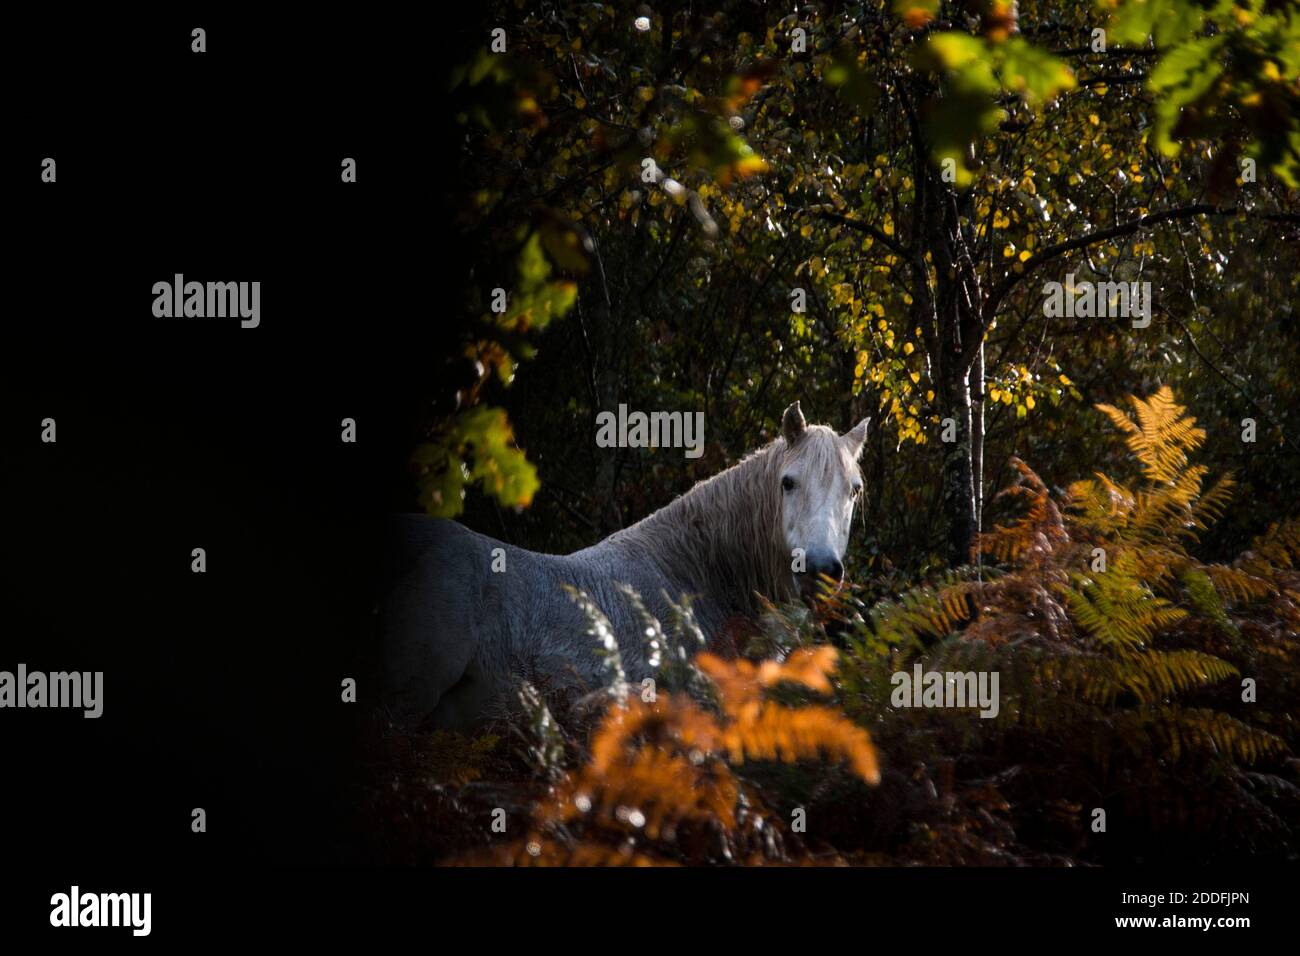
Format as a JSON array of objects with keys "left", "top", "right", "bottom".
[
  {"left": 0, "top": 7, "right": 1289, "bottom": 943},
  {"left": 3, "top": 11, "right": 442, "bottom": 873}
]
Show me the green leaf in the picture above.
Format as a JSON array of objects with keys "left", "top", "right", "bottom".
[
  {"left": 1000, "top": 38, "right": 1075, "bottom": 103},
  {"left": 824, "top": 44, "right": 880, "bottom": 115},
  {"left": 914, "top": 33, "right": 993, "bottom": 82},
  {"left": 911, "top": 33, "right": 1005, "bottom": 186},
  {"left": 1148, "top": 35, "right": 1227, "bottom": 156},
  {"left": 414, "top": 406, "right": 541, "bottom": 518}
]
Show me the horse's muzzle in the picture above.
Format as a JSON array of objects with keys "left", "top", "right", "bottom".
[{"left": 797, "top": 554, "right": 844, "bottom": 596}]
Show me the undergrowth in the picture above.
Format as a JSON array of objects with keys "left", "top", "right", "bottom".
[{"left": 362, "top": 387, "right": 1300, "bottom": 865}]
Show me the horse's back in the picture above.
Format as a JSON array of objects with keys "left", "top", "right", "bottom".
[
  {"left": 381, "top": 512, "right": 469, "bottom": 583},
  {"left": 377, "top": 516, "right": 684, "bottom": 728},
  {"left": 378, "top": 515, "right": 501, "bottom": 726}
]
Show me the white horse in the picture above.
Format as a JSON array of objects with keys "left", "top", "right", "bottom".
[{"left": 379, "top": 402, "right": 869, "bottom": 728}]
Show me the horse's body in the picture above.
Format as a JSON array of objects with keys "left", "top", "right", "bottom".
[
  {"left": 378, "top": 403, "right": 868, "bottom": 729},
  {"left": 380, "top": 517, "right": 697, "bottom": 728}
]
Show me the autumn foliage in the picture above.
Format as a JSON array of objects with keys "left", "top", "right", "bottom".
[
  {"left": 366, "top": 386, "right": 1300, "bottom": 866},
  {"left": 459, "top": 646, "right": 879, "bottom": 866}
]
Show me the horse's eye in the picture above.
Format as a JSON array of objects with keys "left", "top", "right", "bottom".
[
  {"left": 782, "top": 475, "right": 796, "bottom": 492},
  {"left": 852, "top": 484, "right": 863, "bottom": 498}
]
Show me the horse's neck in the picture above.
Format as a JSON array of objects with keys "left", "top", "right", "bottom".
[{"left": 601, "top": 446, "right": 789, "bottom": 623}]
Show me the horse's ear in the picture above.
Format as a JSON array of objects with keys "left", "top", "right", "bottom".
[
  {"left": 782, "top": 401, "right": 807, "bottom": 444},
  {"left": 842, "top": 417, "right": 871, "bottom": 459}
]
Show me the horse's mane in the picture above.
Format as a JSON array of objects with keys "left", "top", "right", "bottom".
[{"left": 602, "top": 425, "right": 852, "bottom": 617}]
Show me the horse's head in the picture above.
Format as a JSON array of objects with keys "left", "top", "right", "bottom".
[{"left": 776, "top": 401, "right": 869, "bottom": 597}]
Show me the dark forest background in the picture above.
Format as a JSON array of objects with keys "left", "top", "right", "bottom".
[
  {"left": 435, "top": 0, "right": 1299, "bottom": 580},
  {"left": 398, "top": 0, "right": 1300, "bottom": 868}
]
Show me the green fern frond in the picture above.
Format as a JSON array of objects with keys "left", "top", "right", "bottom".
[
  {"left": 1053, "top": 649, "right": 1238, "bottom": 705},
  {"left": 1182, "top": 568, "right": 1238, "bottom": 636},
  {"left": 1144, "top": 707, "right": 1288, "bottom": 765},
  {"left": 1242, "top": 518, "right": 1300, "bottom": 573},
  {"left": 1067, "top": 572, "right": 1188, "bottom": 648},
  {"left": 1203, "top": 564, "right": 1276, "bottom": 604}
]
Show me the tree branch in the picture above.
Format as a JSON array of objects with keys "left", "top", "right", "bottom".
[
  {"left": 811, "top": 209, "right": 912, "bottom": 259},
  {"left": 1051, "top": 46, "right": 1162, "bottom": 58},
  {"left": 982, "top": 205, "right": 1298, "bottom": 323},
  {"left": 1076, "top": 72, "right": 1148, "bottom": 87}
]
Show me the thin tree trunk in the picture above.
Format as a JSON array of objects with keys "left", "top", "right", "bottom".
[
  {"left": 971, "top": 340, "right": 986, "bottom": 554},
  {"left": 940, "top": 363, "right": 976, "bottom": 567},
  {"left": 903, "top": 73, "right": 984, "bottom": 569}
]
